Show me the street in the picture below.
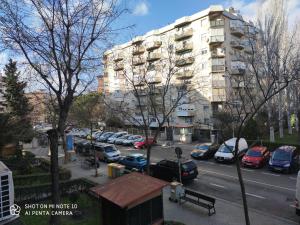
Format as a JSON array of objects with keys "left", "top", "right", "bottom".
[{"left": 116, "top": 143, "right": 299, "bottom": 224}]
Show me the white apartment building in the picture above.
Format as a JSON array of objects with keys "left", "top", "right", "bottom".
[{"left": 99, "top": 5, "right": 256, "bottom": 141}]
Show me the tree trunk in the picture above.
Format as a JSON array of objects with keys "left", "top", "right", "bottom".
[
  {"left": 286, "top": 88, "right": 292, "bottom": 135},
  {"left": 47, "top": 129, "right": 60, "bottom": 225},
  {"left": 267, "top": 101, "right": 275, "bottom": 142},
  {"left": 234, "top": 137, "right": 251, "bottom": 225},
  {"left": 278, "top": 93, "right": 284, "bottom": 138}
]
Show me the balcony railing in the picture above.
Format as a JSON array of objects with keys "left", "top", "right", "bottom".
[
  {"left": 175, "top": 57, "right": 195, "bottom": 67},
  {"left": 146, "top": 41, "right": 162, "bottom": 50},
  {"left": 231, "top": 61, "right": 246, "bottom": 74},
  {"left": 147, "top": 71, "right": 162, "bottom": 84},
  {"left": 176, "top": 69, "right": 194, "bottom": 80},
  {"left": 210, "top": 19, "right": 225, "bottom": 27},
  {"left": 175, "top": 42, "right": 193, "bottom": 53},
  {"left": 230, "top": 21, "right": 244, "bottom": 37},
  {"left": 208, "top": 35, "right": 224, "bottom": 44},
  {"left": 211, "top": 65, "right": 225, "bottom": 72},
  {"left": 132, "top": 46, "right": 145, "bottom": 55},
  {"left": 212, "top": 80, "right": 226, "bottom": 88},
  {"left": 113, "top": 62, "right": 124, "bottom": 71},
  {"left": 113, "top": 53, "right": 124, "bottom": 62},
  {"left": 133, "top": 75, "right": 145, "bottom": 86},
  {"left": 210, "top": 48, "right": 225, "bottom": 58},
  {"left": 175, "top": 28, "right": 193, "bottom": 41},
  {"left": 133, "top": 57, "right": 145, "bottom": 65},
  {"left": 147, "top": 52, "right": 161, "bottom": 61},
  {"left": 211, "top": 95, "right": 226, "bottom": 102}
]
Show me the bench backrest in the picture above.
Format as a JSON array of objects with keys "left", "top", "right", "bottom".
[{"left": 185, "top": 189, "right": 215, "bottom": 204}]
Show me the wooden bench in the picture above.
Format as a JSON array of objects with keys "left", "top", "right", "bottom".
[{"left": 180, "top": 188, "right": 216, "bottom": 216}]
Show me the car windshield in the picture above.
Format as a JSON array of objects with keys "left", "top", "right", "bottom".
[
  {"left": 196, "top": 145, "right": 209, "bottom": 151},
  {"left": 121, "top": 135, "right": 131, "bottom": 139},
  {"left": 182, "top": 161, "right": 196, "bottom": 170},
  {"left": 104, "top": 146, "right": 117, "bottom": 153},
  {"left": 273, "top": 150, "right": 291, "bottom": 161},
  {"left": 135, "top": 138, "right": 144, "bottom": 142},
  {"left": 136, "top": 156, "right": 146, "bottom": 162},
  {"left": 218, "top": 144, "right": 233, "bottom": 153},
  {"left": 104, "top": 133, "right": 113, "bottom": 137},
  {"left": 246, "top": 149, "right": 262, "bottom": 157}
]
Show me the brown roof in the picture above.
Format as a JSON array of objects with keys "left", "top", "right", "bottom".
[{"left": 90, "top": 172, "right": 168, "bottom": 208}]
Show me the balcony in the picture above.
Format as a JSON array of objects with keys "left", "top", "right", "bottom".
[
  {"left": 230, "top": 39, "right": 244, "bottom": 50},
  {"left": 211, "top": 95, "right": 226, "bottom": 102},
  {"left": 175, "top": 28, "right": 193, "bottom": 41},
  {"left": 211, "top": 65, "right": 225, "bottom": 72},
  {"left": 208, "top": 35, "right": 224, "bottom": 45},
  {"left": 175, "top": 57, "right": 195, "bottom": 67},
  {"left": 210, "top": 19, "right": 225, "bottom": 28},
  {"left": 132, "top": 36, "right": 144, "bottom": 44},
  {"left": 113, "top": 53, "right": 124, "bottom": 62},
  {"left": 212, "top": 80, "right": 226, "bottom": 88},
  {"left": 230, "top": 21, "right": 244, "bottom": 37},
  {"left": 231, "top": 80, "right": 245, "bottom": 88},
  {"left": 132, "top": 46, "right": 145, "bottom": 55},
  {"left": 176, "top": 104, "right": 195, "bottom": 117},
  {"left": 146, "top": 41, "right": 162, "bottom": 50},
  {"left": 113, "top": 62, "right": 124, "bottom": 71},
  {"left": 147, "top": 71, "right": 162, "bottom": 84},
  {"left": 176, "top": 69, "right": 194, "bottom": 80},
  {"left": 133, "top": 56, "right": 145, "bottom": 66},
  {"left": 210, "top": 48, "right": 225, "bottom": 58},
  {"left": 175, "top": 42, "right": 193, "bottom": 53},
  {"left": 147, "top": 52, "right": 161, "bottom": 62},
  {"left": 133, "top": 75, "right": 145, "bottom": 86},
  {"left": 231, "top": 61, "right": 246, "bottom": 74}
]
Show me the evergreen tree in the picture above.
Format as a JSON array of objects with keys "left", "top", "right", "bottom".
[{"left": 2, "top": 59, "right": 33, "bottom": 143}]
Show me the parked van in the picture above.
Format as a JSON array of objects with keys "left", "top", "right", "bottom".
[
  {"left": 214, "top": 138, "right": 248, "bottom": 163},
  {"left": 296, "top": 171, "right": 300, "bottom": 215},
  {"left": 93, "top": 143, "right": 121, "bottom": 162}
]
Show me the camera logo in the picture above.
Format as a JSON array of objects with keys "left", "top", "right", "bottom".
[{"left": 10, "top": 204, "right": 21, "bottom": 216}]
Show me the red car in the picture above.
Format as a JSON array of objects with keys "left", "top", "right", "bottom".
[
  {"left": 134, "top": 137, "right": 156, "bottom": 149},
  {"left": 242, "top": 146, "right": 270, "bottom": 168}
]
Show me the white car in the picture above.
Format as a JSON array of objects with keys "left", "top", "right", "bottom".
[{"left": 214, "top": 138, "right": 248, "bottom": 163}]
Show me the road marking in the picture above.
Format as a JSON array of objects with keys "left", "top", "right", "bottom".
[
  {"left": 219, "top": 164, "right": 232, "bottom": 167},
  {"left": 289, "top": 204, "right": 296, "bottom": 208},
  {"left": 209, "top": 183, "right": 226, "bottom": 189},
  {"left": 246, "top": 192, "right": 266, "bottom": 199},
  {"left": 289, "top": 177, "right": 297, "bottom": 180},
  {"left": 201, "top": 169, "right": 295, "bottom": 192},
  {"left": 241, "top": 168, "right": 254, "bottom": 172},
  {"left": 262, "top": 172, "right": 280, "bottom": 177}
]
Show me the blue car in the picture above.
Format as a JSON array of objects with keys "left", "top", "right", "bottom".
[
  {"left": 269, "top": 146, "right": 299, "bottom": 173},
  {"left": 118, "top": 153, "right": 147, "bottom": 172}
]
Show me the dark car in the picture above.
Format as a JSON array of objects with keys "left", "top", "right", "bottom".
[
  {"left": 118, "top": 153, "right": 147, "bottom": 172},
  {"left": 74, "top": 140, "right": 91, "bottom": 156},
  {"left": 269, "top": 146, "right": 299, "bottom": 173},
  {"left": 150, "top": 159, "right": 198, "bottom": 182},
  {"left": 242, "top": 146, "right": 269, "bottom": 168},
  {"left": 190, "top": 143, "right": 219, "bottom": 160}
]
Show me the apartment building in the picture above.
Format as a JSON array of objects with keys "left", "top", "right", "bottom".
[
  {"left": 0, "top": 73, "right": 6, "bottom": 113},
  {"left": 98, "top": 5, "right": 256, "bottom": 140}
]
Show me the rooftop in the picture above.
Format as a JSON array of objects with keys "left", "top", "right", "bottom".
[{"left": 90, "top": 172, "right": 168, "bottom": 209}]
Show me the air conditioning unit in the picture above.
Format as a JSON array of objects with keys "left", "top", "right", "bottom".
[{"left": 0, "top": 161, "right": 17, "bottom": 224}]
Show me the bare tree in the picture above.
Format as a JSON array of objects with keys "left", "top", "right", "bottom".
[
  {"left": 214, "top": 1, "right": 300, "bottom": 224},
  {"left": 0, "top": 0, "right": 127, "bottom": 224},
  {"left": 105, "top": 37, "right": 199, "bottom": 173}
]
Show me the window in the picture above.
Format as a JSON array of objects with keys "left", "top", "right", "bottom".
[
  {"left": 203, "top": 105, "right": 209, "bottom": 111},
  {"left": 200, "top": 62, "right": 207, "bottom": 70},
  {"left": 201, "top": 33, "right": 207, "bottom": 42},
  {"left": 201, "top": 48, "right": 207, "bottom": 55},
  {"left": 204, "top": 118, "right": 210, "bottom": 125},
  {"left": 185, "top": 117, "right": 193, "bottom": 124}
]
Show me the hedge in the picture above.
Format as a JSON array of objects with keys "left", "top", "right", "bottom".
[
  {"left": 15, "top": 178, "right": 98, "bottom": 203},
  {"left": 13, "top": 169, "right": 71, "bottom": 186}
]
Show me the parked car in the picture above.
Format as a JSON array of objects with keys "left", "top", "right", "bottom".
[
  {"left": 269, "top": 145, "right": 299, "bottom": 173},
  {"left": 93, "top": 143, "right": 121, "bottom": 162},
  {"left": 214, "top": 138, "right": 248, "bottom": 163},
  {"left": 107, "top": 131, "right": 128, "bottom": 144},
  {"left": 97, "top": 132, "right": 115, "bottom": 142},
  {"left": 241, "top": 146, "right": 269, "bottom": 168},
  {"left": 114, "top": 134, "right": 132, "bottom": 145},
  {"left": 118, "top": 153, "right": 147, "bottom": 172},
  {"left": 122, "top": 135, "right": 143, "bottom": 146},
  {"left": 190, "top": 143, "right": 219, "bottom": 160},
  {"left": 134, "top": 137, "right": 156, "bottom": 149},
  {"left": 75, "top": 140, "right": 91, "bottom": 156},
  {"left": 87, "top": 130, "right": 103, "bottom": 140},
  {"left": 150, "top": 159, "right": 198, "bottom": 182}
]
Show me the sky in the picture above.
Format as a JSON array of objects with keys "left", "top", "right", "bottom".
[{"left": 115, "top": 0, "right": 300, "bottom": 44}]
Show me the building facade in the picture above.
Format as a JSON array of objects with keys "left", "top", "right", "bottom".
[{"left": 99, "top": 5, "right": 256, "bottom": 139}]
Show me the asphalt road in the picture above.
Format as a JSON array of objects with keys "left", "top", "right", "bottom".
[{"left": 115, "top": 143, "right": 299, "bottom": 224}]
